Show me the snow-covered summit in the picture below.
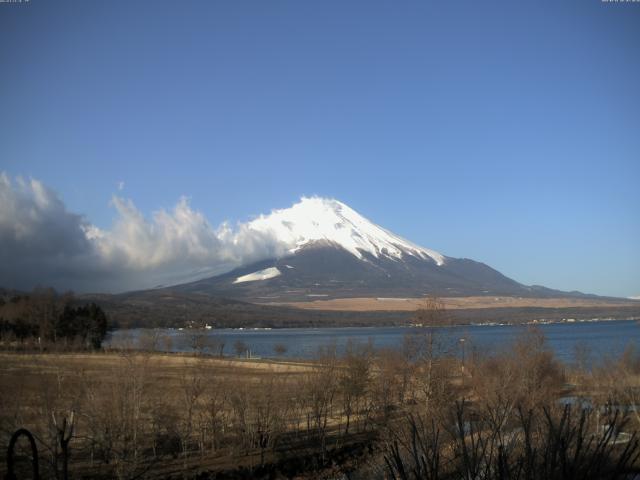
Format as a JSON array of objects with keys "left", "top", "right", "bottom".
[{"left": 248, "top": 197, "right": 445, "bottom": 266}]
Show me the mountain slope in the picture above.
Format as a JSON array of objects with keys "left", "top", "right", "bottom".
[{"left": 165, "top": 197, "right": 589, "bottom": 301}]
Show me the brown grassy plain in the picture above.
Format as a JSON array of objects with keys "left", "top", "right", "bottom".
[
  {"left": 0, "top": 350, "right": 380, "bottom": 479},
  {"left": 268, "top": 295, "right": 640, "bottom": 311},
  {"left": 2, "top": 332, "right": 640, "bottom": 479}
]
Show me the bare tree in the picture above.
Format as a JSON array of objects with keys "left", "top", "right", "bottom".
[
  {"left": 412, "top": 295, "right": 449, "bottom": 327},
  {"left": 176, "top": 362, "right": 205, "bottom": 469},
  {"left": 406, "top": 296, "right": 453, "bottom": 414},
  {"left": 209, "top": 335, "right": 226, "bottom": 357},
  {"left": 339, "top": 340, "right": 372, "bottom": 434},
  {"left": 138, "top": 329, "right": 161, "bottom": 352},
  {"left": 273, "top": 343, "right": 287, "bottom": 357},
  {"left": 469, "top": 327, "right": 564, "bottom": 436},
  {"left": 573, "top": 340, "right": 592, "bottom": 373},
  {"left": 234, "top": 340, "right": 249, "bottom": 358},
  {"left": 384, "top": 401, "right": 640, "bottom": 480},
  {"left": 251, "top": 373, "right": 290, "bottom": 466},
  {"left": 34, "top": 363, "right": 83, "bottom": 479},
  {"left": 304, "top": 346, "right": 338, "bottom": 463},
  {"left": 82, "top": 353, "right": 151, "bottom": 479},
  {"left": 189, "top": 331, "right": 207, "bottom": 356},
  {"left": 602, "top": 343, "right": 640, "bottom": 428},
  {"left": 52, "top": 410, "right": 74, "bottom": 480},
  {"left": 198, "top": 376, "right": 228, "bottom": 454},
  {"left": 160, "top": 333, "right": 173, "bottom": 353}
]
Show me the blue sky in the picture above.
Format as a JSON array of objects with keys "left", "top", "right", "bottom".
[{"left": 1, "top": 0, "right": 639, "bottom": 296}]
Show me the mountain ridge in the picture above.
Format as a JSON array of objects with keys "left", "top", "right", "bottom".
[
  {"left": 167, "top": 243, "right": 596, "bottom": 302},
  {"left": 159, "top": 195, "right": 598, "bottom": 301},
  {"left": 82, "top": 197, "right": 619, "bottom": 303}
]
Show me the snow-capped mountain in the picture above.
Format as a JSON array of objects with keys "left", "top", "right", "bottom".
[
  {"left": 247, "top": 197, "right": 445, "bottom": 266},
  {"left": 168, "top": 197, "right": 583, "bottom": 301}
]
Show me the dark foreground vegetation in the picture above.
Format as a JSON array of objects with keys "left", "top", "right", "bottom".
[
  {"left": 0, "top": 289, "right": 108, "bottom": 350},
  {"left": 1, "top": 325, "right": 640, "bottom": 479},
  {"left": 0, "top": 289, "right": 109, "bottom": 350}
]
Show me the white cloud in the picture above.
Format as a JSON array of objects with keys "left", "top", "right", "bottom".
[{"left": 0, "top": 173, "right": 288, "bottom": 293}]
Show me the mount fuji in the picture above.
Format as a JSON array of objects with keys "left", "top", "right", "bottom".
[{"left": 166, "top": 197, "right": 580, "bottom": 302}]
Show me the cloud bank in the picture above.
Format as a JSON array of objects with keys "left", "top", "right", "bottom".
[{"left": 0, "top": 173, "right": 288, "bottom": 293}]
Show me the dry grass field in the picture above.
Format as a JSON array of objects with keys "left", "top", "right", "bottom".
[
  {"left": 2, "top": 336, "right": 639, "bottom": 479},
  {"left": 0, "top": 351, "right": 313, "bottom": 383},
  {"left": 0, "top": 349, "right": 396, "bottom": 479},
  {"left": 0, "top": 352, "right": 324, "bottom": 479},
  {"left": 268, "top": 295, "right": 640, "bottom": 311}
]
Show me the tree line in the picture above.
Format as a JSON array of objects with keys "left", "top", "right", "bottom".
[{"left": 0, "top": 288, "right": 109, "bottom": 349}]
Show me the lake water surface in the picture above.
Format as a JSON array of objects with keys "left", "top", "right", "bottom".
[{"left": 106, "top": 319, "right": 640, "bottom": 364}]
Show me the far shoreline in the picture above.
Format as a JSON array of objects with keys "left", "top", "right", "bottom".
[{"left": 110, "top": 316, "right": 640, "bottom": 332}]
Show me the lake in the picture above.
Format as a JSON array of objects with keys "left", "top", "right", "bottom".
[{"left": 105, "top": 319, "right": 640, "bottom": 364}]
